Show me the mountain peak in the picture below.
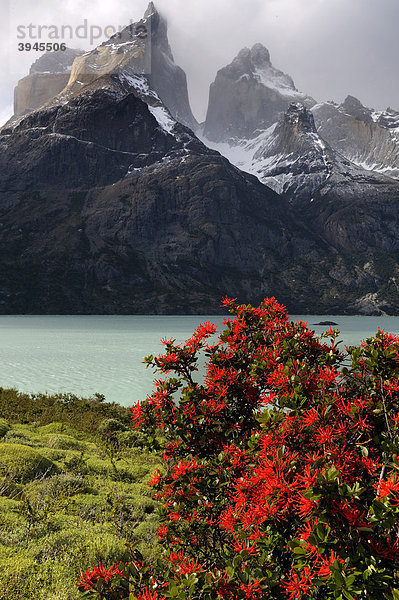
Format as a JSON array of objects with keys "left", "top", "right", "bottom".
[
  {"left": 341, "top": 95, "right": 371, "bottom": 122},
  {"left": 284, "top": 102, "right": 317, "bottom": 133},
  {"left": 250, "top": 43, "right": 271, "bottom": 67},
  {"left": 145, "top": 3, "right": 172, "bottom": 58},
  {"left": 144, "top": 1, "right": 157, "bottom": 18},
  {"left": 233, "top": 44, "right": 271, "bottom": 74},
  {"left": 342, "top": 95, "right": 365, "bottom": 111},
  {"left": 204, "top": 45, "right": 315, "bottom": 142}
]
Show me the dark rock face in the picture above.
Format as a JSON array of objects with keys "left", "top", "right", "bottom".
[
  {"left": 2, "top": 87, "right": 187, "bottom": 191},
  {"left": 203, "top": 44, "right": 315, "bottom": 142}
]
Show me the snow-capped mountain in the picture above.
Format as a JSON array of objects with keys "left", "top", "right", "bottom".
[
  {"left": 203, "top": 44, "right": 315, "bottom": 142},
  {"left": 312, "top": 96, "right": 399, "bottom": 178},
  {"left": 201, "top": 47, "right": 399, "bottom": 203},
  {"left": 203, "top": 102, "right": 398, "bottom": 204}
]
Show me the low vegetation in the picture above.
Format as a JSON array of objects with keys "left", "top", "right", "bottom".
[{"left": 0, "top": 391, "right": 162, "bottom": 600}]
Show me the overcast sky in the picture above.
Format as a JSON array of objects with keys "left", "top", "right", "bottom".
[{"left": 1, "top": 0, "right": 398, "bottom": 126}]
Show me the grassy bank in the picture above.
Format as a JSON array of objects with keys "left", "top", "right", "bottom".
[{"left": 0, "top": 389, "right": 162, "bottom": 600}]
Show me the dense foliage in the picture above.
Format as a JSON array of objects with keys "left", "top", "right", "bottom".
[{"left": 77, "top": 297, "right": 399, "bottom": 599}]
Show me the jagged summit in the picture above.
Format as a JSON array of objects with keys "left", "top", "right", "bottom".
[
  {"left": 203, "top": 44, "right": 315, "bottom": 142},
  {"left": 76, "top": 2, "right": 197, "bottom": 129},
  {"left": 283, "top": 102, "right": 317, "bottom": 132},
  {"left": 146, "top": 2, "right": 172, "bottom": 57},
  {"left": 312, "top": 96, "right": 399, "bottom": 178},
  {"left": 250, "top": 43, "right": 271, "bottom": 66},
  {"left": 216, "top": 43, "right": 296, "bottom": 93},
  {"left": 144, "top": 1, "right": 156, "bottom": 17},
  {"left": 231, "top": 44, "right": 271, "bottom": 72},
  {"left": 103, "top": 2, "right": 172, "bottom": 61},
  {"left": 252, "top": 102, "right": 398, "bottom": 202},
  {"left": 8, "top": 2, "right": 197, "bottom": 131},
  {"left": 340, "top": 95, "right": 372, "bottom": 122},
  {"left": 246, "top": 102, "right": 335, "bottom": 197}
]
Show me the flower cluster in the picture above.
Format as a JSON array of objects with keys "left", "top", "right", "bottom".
[{"left": 78, "top": 298, "right": 399, "bottom": 600}]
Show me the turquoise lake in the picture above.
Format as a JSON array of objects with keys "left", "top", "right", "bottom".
[{"left": 0, "top": 315, "right": 399, "bottom": 407}]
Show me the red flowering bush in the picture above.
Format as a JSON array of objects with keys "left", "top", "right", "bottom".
[{"left": 77, "top": 298, "right": 399, "bottom": 599}]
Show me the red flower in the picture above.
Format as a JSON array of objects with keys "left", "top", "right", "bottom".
[
  {"left": 157, "top": 524, "right": 168, "bottom": 539},
  {"left": 317, "top": 550, "right": 345, "bottom": 578},
  {"left": 282, "top": 566, "right": 312, "bottom": 600},
  {"left": 178, "top": 557, "right": 204, "bottom": 575},
  {"left": 148, "top": 468, "right": 161, "bottom": 487},
  {"left": 77, "top": 562, "right": 122, "bottom": 591},
  {"left": 171, "top": 458, "right": 200, "bottom": 480},
  {"left": 169, "top": 511, "right": 181, "bottom": 521},
  {"left": 376, "top": 473, "right": 399, "bottom": 503},
  {"left": 131, "top": 402, "right": 143, "bottom": 427}
]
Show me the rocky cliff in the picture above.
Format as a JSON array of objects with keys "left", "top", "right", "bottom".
[
  {"left": 203, "top": 44, "right": 315, "bottom": 142},
  {"left": 237, "top": 103, "right": 398, "bottom": 202},
  {"left": 13, "top": 48, "right": 84, "bottom": 117},
  {"left": 312, "top": 96, "right": 399, "bottom": 179},
  {"left": 66, "top": 2, "right": 197, "bottom": 131}
]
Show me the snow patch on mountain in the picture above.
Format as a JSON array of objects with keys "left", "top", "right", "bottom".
[
  {"left": 198, "top": 124, "right": 277, "bottom": 180},
  {"left": 148, "top": 105, "right": 175, "bottom": 134},
  {"left": 253, "top": 65, "right": 303, "bottom": 99}
]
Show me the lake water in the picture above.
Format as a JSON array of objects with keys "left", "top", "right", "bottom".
[{"left": 0, "top": 314, "right": 399, "bottom": 407}]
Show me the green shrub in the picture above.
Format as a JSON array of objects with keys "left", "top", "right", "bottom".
[
  {"left": 0, "top": 444, "right": 57, "bottom": 483},
  {"left": 32, "top": 525, "right": 130, "bottom": 567},
  {"left": 0, "top": 393, "right": 162, "bottom": 600},
  {"left": 117, "top": 430, "right": 147, "bottom": 448},
  {"left": 2, "top": 430, "right": 34, "bottom": 446},
  {"left": 62, "top": 452, "right": 90, "bottom": 475},
  {"left": 37, "top": 422, "right": 80, "bottom": 438},
  {"left": 45, "top": 434, "right": 85, "bottom": 451},
  {"left": 38, "top": 447, "right": 67, "bottom": 462},
  {"left": 0, "top": 388, "right": 130, "bottom": 434},
  {"left": 0, "top": 557, "right": 48, "bottom": 600},
  {"left": 0, "top": 476, "right": 23, "bottom": 499},
  {"left": 25, "top": 472, "right": 91, "bottom": 506},
  {"left": 0, "top": 418, "right": 10, "bottom": 439},
  {"left": 98, "top": 418, "right": 127, "bottom": 438}
]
